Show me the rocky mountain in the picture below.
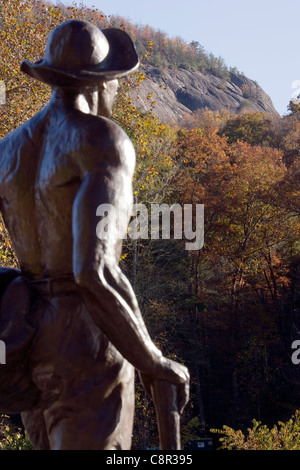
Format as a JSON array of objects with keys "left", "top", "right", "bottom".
[{"left": 131, "top": 66, "right": 279, "bottom": 125}]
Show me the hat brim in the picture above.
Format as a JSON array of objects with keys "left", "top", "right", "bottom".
[{"left": 20, "top": 28, "right": 140, "bottom": 88}]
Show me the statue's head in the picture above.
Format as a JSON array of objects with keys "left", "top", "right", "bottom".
[{"left": 21, "top": 19, "right": 139, "bottom": 89}]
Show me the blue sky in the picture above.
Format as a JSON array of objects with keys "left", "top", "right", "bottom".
[{"left": 60, "top": 0, "right": 300, "bottom": 116}]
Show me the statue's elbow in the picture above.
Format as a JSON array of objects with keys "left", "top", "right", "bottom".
[
  {"left": 74, "top": 259, "right": 115, "bottom": 296},
  {"left": 74, "top": 268, "right": 100, "bottom": 291}
]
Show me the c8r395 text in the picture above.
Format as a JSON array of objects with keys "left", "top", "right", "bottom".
[{"left": 149, "top": 455, "right": 192, "bottom": 465}]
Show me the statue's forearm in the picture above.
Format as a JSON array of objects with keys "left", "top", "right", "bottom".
[{"left": 76, "top": 265, "right": 162, "bottom": 375}]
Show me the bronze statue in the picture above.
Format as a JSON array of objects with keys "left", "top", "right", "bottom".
[{"left": 0, "top": 20, "right": 189, "bottom": 450}]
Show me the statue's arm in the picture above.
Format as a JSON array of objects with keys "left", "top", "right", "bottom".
[
  {"left": 72, "top": 164, "right": 183, "bottom": 385},
  {"left": 72, "top": 123, "right": 189, "bottom": 419}
]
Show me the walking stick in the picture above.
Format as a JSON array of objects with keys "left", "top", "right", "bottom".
[{"left": 151, "top": 379, "right": 182, "bottom": 450}]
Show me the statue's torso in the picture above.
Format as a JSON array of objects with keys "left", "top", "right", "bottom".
[
  {"left": 0, "top": 102, "right": 135, "bottom": 408},
  {"left": 0, "top": 102, "right": 131, "bottom": 279}
]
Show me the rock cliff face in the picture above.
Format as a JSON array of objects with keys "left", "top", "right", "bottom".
[{"left": 131, "top": 66, "right": 279, "bottom": 125}]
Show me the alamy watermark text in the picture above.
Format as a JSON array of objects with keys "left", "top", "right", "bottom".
[
  {"left": 0, "top": 340, "right": 6, "bottom": 364},
  {"left": 96, "top": 203, "right": 204, "bottom": 251},
  {"left": 0, "top": 81, "right": 5, "bottom": 105}
]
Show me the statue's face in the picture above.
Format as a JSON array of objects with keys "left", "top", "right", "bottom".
[{"left": 97, "top": 79, "right": 119, "bottom": 117}]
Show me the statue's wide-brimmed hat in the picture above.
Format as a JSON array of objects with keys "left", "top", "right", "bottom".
[{"left": 21, "top": 19, "right": 139, "bottom": 88}]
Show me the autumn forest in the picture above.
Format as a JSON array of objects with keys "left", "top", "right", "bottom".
[{"left": 0, "top": 0, "right": 300, "bottom": 450}]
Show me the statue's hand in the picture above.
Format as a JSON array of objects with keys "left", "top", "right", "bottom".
[{"left": 139, "top": 357, "right": 190, "bottom": 414}]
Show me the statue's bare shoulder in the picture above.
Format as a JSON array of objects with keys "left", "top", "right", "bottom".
[{"left": 72, "top": 112, "right": 136, "bottom": 180}]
